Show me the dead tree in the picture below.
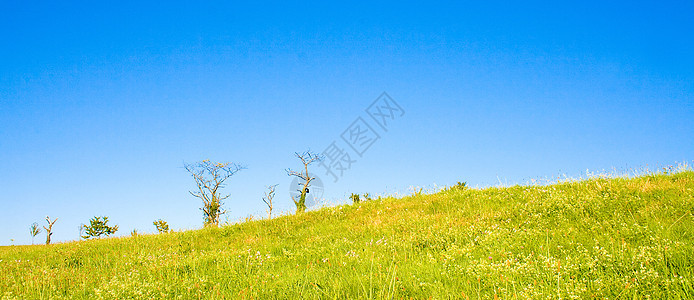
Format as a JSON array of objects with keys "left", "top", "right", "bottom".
[
  {"left": 286, "top": 151, "right": 323, "bottom": 213},
  {"left": 44, "top": 216, "right": 58, "bottom": 245},
  {"left": 262, "top": 184, "right": 279, "bottom": 219},
  {"left": 184, "top": 160, "right": 245, "bottom": 227},
  {"left": 78, "top": 224, "right": 85, "bottom": 240}
]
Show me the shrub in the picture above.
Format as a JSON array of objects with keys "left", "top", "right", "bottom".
[
  {"left": 153, "top": 219, "right": 170, "bottom": 234},
  {"left": 350, "top": 193, "right": 360, "bottom": 204},
  {"left": 444, "top": 181, "right": 468, "bottom": 192},
  {"left": 82, "top": 216, "right": 118, "bottom": 239}
]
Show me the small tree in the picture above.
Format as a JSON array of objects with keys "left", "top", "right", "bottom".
[
  {"left": 184, "top": 160, "right": 246, "bottom": 227},
  {"left": 82, "top": 216, "right": 119, "bottom": 239},
  {"left": 350, "top": 193, "right": 360, "bottom": 204},
  {"left": 262, "top": 184, "right": 278, "bottom": 219},
  {"left": 44, "top": 216, "right": 58, "bottom": 245},
  {"left": 30, "top": 223, "right": 41, "bottom": 245},
  {"left": 453, "top": 181, "right": 467, "bottom": 190},
  {"left": 153, "top": 219, "right": 170, "bottom": 233},
  {"left": 286, "top": 151, "right": 323, "bottom": 214},
  {"left": 444, "top": 181, "right": 467, "bottom": 192}
]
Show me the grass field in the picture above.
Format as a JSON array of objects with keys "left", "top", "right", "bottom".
[{"left": 1, "top": 170, "right": 693, "bottom": 299}]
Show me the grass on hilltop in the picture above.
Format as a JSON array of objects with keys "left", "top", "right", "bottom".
[{"left": 1, "top": 170, "right": 693, "bottom": 299}]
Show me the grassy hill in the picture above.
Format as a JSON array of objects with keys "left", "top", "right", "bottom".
[{"left": 1, "top": 171, "right": 693, "bottom": 299}]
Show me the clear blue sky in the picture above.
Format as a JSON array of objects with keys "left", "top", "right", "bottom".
[{"left": 1, "top": 1, "right": 692, "bottom": 245}]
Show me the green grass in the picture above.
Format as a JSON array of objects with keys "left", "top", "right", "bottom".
[{"left": 2, "top": 171, "right": 694, "bottom": 299}]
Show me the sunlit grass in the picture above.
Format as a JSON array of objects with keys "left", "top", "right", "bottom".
[{"left": 1, "top": 169, "right": 693, "bottom": 299}]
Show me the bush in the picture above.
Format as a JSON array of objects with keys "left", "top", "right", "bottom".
[
  {"left": 444, "top": 181, "right": 467, "bottom": 192},
  {"left": 82, "top": 216, "right": 119, "bottom": 239},
  {"left": 350, "top": 193, "right": 360, "bottom": 204},
  {"left": 153, "top": 219, "right": 170, "bottom": 234}
]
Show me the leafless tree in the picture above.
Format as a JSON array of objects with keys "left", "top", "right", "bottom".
[
  {"left": 78, "top": 224, "right": 85, "bottom": 240},
  {"left": 44, "top": 216, "right": 58, "bottom": 245},
  {"left": 262, "top": 184, "right": 279, "bottom": 219},
  {"left": 286, "top": 151, "right": 323, "bottom": 213},
  {"left": 184, "top": 160, "right": 246, "bottom": 227}
]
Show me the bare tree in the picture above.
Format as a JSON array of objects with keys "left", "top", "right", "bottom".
[
  {"left": 286, "top": 151, "right": 323, "bottom": 213},
  {"left": 184, "top": 160, "right": 246, "bottom": 227},
  {"left": 78, "top": 224, "right": 85, "bottom": 240},
  {"left": 44, "top": 216, "right": 58, "bottom": 245},
  {"left": 262, "top": 184, "right": 279, "bottom": 219},
  {"left": 30, "top": 223, "right": 41, "bottom": 245}
]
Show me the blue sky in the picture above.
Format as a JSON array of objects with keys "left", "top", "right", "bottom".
[{"left": 1, "top": 1, "right": 692, "bottom": 245}]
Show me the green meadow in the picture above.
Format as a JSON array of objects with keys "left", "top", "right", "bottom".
[{"left": 1, "top": 170, "right": 693, "bottom": 299}]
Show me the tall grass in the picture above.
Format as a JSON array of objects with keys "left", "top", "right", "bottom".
[{"left": 1, "top": 169, "right": 693, "bottom": 299}]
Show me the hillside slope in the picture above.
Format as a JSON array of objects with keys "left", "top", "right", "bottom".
[{"left": 1, "top": 171, "right": 693, "bottom": 299}]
